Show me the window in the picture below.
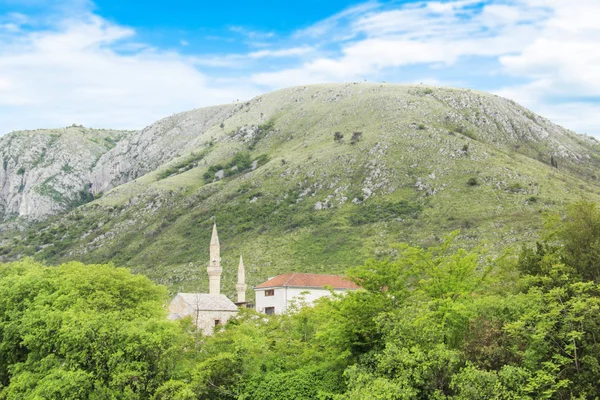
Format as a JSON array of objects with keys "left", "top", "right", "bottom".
[
  {"left": 264, "top": 289, "right": 275, "bottom": 296},
  {"left": 265, "top": 307, "right": 275, "bottom": 315},
  {"left": 214, "top": 319, "right": 221, "bottom": 326}
]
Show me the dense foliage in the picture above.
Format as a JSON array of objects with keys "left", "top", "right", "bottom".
[
  {"left": 2, "top": 201, "right": 600, "bottom": 398},
  {"left": 0, "top": 261, "right": 190, "bottom": 399}
]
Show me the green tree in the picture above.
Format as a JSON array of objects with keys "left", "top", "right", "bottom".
[
  {"left": 558, "top": 201, "right": 600, "bottom": 282},
  {"left": 0, "top": 259, "right": 188, "bottom": 399}
]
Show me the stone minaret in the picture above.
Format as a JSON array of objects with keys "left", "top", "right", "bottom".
[
  {"left": 236, "top": 255, "right": 247, "bottom": 303},
  {"left": 207, "top": 222, "right": 222, "bottom": 295}
]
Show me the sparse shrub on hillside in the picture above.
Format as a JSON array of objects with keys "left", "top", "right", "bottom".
[
  {"left": 524, "top": 110, "right": 536, "bottom": 121},
  {"left": 334, "top": 132, "right": 344, "bottom": 142},
  {"left": 249, "top": 119, "right": 276, "bottom": 150},
  {"left": 157, "top": 151, "right": 208, "bottom": 180},
  {"left": 550, "top": 155, "right": 558, "bottom": 168},
  {"left": 69, "top": 185, "right": 94, "bottom": 208},
  {"left": 462, "top": 144, "right": 469, "bottom": 153},
  {"left": 448, "top": 124, "right": 476, "bottom": 140},
  {"left": 507, "top": 182, "right": 525, "bottom": 193},
  {"left": 103, "top": 136, "right": 117, "bottom": 149},
  {"left": 350, "top": 131, "right": 363, "bottom": 145},
  {"left": 203, "top": 152, "right": 268, "bottom": 183},
  {"left": 415, "top": 87, "right": 434, "bottom": 96},
  {"left": 255, "top": 154, "right": 270, "bottom": 167},
  {"left": 16, "top": 167, "right": 25, "bottom": 175},
  {"left": 348, "top": 200, "right": 421, "bottom": 225},
  {"left": 467, "top": 177, "right": 479, "bottom": 186},
  {"left": 228, "top": 152, "right": 252, "bottom": 171},
  {"left": 417, "top": 124, "right": 426, "bottom": 130}
]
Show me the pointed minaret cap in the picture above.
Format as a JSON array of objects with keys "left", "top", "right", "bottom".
[
  {"left": 237, "top": 255, "right": 245, "bottom": 283},
  {"left": 236, "top": 254, "right": 247, "bottom": 304},
  {"left": 210, "top": 222, "right": 219, "bottom": 246}
]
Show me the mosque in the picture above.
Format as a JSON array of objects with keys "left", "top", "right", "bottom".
[
  {"left": 167, "top": 223, "right": 245, "bottom": 335},
  {"left": 167, "top": 222, "right": 359, "bottom": 335}
]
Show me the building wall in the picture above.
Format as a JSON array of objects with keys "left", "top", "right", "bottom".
[
  {"left": 168, "top": 296, "right": 188, "bottom": 316},
  {"left": 195, "top": 310, "right": 237, "bottom": 336},
  {"left": 255, "top": 287, "right": 352, "bottom": 314},
  {"left": 168, "top": 296, "right": 237, "bottom": 336}
]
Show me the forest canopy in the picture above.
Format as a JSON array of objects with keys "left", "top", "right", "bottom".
[{"left": 1, "top": 201, "right": 600, "bottom": 399}]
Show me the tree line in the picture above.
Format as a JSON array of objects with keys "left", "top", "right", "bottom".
[{"left": 2, "top": 201, "right": 600, "bottom": 399}]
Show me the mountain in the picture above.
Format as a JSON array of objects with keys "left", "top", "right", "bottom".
[
  {"left": 0, "top": 126, "right": 130, "bottom": 220},
  {"left": 1, "top": 83, "right": 600, "bottom": 298}
]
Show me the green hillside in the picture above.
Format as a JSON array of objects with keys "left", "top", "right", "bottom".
[{"left": 2, "top": 83, "right": 600, "bottom": 299}]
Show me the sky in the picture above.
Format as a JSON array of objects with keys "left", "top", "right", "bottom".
[{"left": 1, "top": 0, "right": 599, "bottom": 136}]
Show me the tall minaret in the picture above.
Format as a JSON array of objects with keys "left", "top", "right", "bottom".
[
  {"left": 236, "top": 255, "right": 247, "bottom": 303},
  {"left": 207, "top": 222, "right": 222, "bottom": 295}
]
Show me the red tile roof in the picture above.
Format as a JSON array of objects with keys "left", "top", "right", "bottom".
[{"left": 255, "top": 273, "right": 360, "bottom": 290}]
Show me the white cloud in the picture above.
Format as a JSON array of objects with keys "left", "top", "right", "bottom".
[
  {"left": 494, "top": 0, "right": 600, "bottom": 134},
  {"left": 228, "top": 25, "right": 275, "bottom": 40},
  {"left": 0, "top": 14, "right": 259, "bottom": 133},
  {"left": 293, "top": 1, "right": 380, "bottom": 39},
  {"left": 2, "top": 0, "right": 600, "bottom": 137},
  {"left": 252, "top": 0, "right": 600, "bottom": 136},
  {"left": 252, "top": 1, "right": 540, "bottom": 87},
  {"left": 248, "top": 46, "right": 314, "bottom": 59}
]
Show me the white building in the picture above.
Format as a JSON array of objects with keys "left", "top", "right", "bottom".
[
  {"left": 254, "top": 273, "right": 360, "bottom": 315},
  {"left": 168, "top": 223, "right": 246, "bottom": 335}
]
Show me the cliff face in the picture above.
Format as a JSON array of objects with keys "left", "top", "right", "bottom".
[
  {"left": 0, "top": 105, "right": 234, "bottom": 221},
  {"left": 90, "top": 104, "right": 235, "bottom": 194},
  {"left": 0, "top": 127, "right": 129, "bottom": 220},
  {"left": 1, "top": 83, "right": 599, "bottom": 234}
]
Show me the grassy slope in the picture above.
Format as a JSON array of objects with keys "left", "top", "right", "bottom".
[{"left": 2, "top": 83, "right": 600, "bottom": 299}]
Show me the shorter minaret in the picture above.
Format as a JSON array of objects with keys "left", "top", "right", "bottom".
[
  {"left": 207, "top": 222, "right": 222, "bottom": 295},
  {"left": 236, "top": 255, "right": 247, "bottom": 304}
]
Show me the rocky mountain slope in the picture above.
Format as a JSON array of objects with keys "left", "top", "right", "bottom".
[
  {"left": 2, "top": 83, "right": 600, "bottom": 297},
  {"left": 91, "top": 104, "right": 235, "bottom": 194},
  {"left": 0, "top": 126, "right": 129, "bottom": 220}
]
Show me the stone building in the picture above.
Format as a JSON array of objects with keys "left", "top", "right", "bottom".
[
  {"left": 168, "top": 223, "right": 245, "bottom": 335},
  {"left": 254, "top": 273, "right": 360, "bottom": 315}
]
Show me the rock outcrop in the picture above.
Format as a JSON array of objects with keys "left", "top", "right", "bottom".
[
  {"left": 1, "top": 83, "right": 599, "bottom": 224},
  {"left": 91, "top": 104, "right": 235, "bottom": 194},
  {"left": 0, "top": 126, "right": 129, "bottom": 220}
]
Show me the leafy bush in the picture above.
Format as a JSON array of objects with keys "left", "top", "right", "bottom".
[{"left": 0, "top": 260, "right": 188, "bottom": 398}]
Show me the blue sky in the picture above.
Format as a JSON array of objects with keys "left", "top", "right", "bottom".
[{"left": 1, "top": 0, "right": 599, "bottom": 136}]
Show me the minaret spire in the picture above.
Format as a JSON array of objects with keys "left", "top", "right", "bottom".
[
  {"left": 207, "top": 222, "right": 222, "bottom": 295},
  {"left": 236, "top": 255, "right": 247, "bottom": 304}
]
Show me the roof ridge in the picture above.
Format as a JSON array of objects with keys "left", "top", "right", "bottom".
[{"left": 283, "top": 273, "right": 295, "bottom": 286}]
